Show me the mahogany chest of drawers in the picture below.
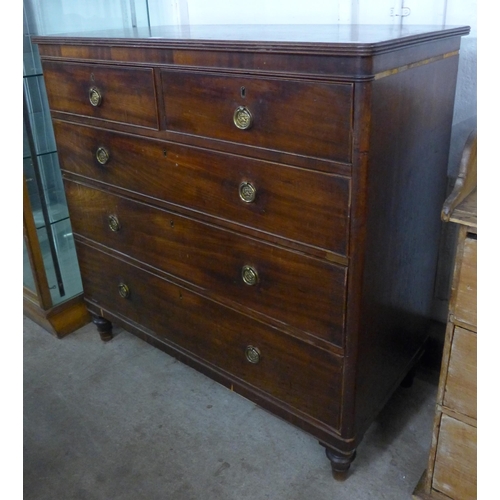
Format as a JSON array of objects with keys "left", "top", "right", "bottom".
[{"left": 34, "top": 24, "right": 470, "bottom": 476}]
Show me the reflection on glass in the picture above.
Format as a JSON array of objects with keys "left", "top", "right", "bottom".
[
  {"left": 26, "top": 0, "right": 152, "bottom": 36},
  {"left": 23, "top": 237, "right": 36, "bottom": 292},
  {"left": 36, "top": 220, "right": 83, "bottom": 305},
  {"left": 24, "top": 76, "right": 56, "bottom": 156},
  {"left": 23, "top": 33, "right": 42, "bottom": 76},
  {"left": 24, "top": 154, "right": 69, "bottom": 227},
  {"left": 23, "top": 0, "right": 154, "bottom": 310}
]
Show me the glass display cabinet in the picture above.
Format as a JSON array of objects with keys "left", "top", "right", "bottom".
[
  {"left": 23, "top": 0, "right": 155, "bottom": 336},
  {"left": 23, "top": 4, "right": 89, "bottom": 336}
]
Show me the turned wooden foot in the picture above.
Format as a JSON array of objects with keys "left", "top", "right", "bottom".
[
  {"left": 92, "top": 315, "right": 113, "bottom": 342},
  {"left": 325, "top": 447, "right": 356, "bottom": 480}
]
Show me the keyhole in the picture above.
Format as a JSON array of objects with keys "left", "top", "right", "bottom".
[
  {"left": 240, "top": 86, "right": 246, "bottom": 98},
  {"left": 90, "top": 73, "right": 95, "bottom": 82}
]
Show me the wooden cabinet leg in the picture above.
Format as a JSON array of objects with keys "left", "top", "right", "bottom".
[
  {"left": 325, "top": 447, "right": 356, "bottom": 480},
  {"left": 92, "top": 315, "right": 113, "bottom": 342}
]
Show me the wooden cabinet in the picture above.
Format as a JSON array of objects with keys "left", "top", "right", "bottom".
[
  {"left": 414, "top": 131, "right": 477, "bottom": 499},
  {"left": 33, "top": 25, "right": 469, "bottom": 476}
]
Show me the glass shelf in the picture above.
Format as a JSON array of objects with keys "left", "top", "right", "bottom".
[
  {"left": 23, "top": 33, "right": 42, "bottom": 77},
  {"left": 23, "top": 237, "right": 36, "bottom": 293},
  {"left": 23, "top": 0, "right": 85, "bottom": 318},
  {"left": 35, "top": 220, "right": 83, "bottom": 305},
  {"left": 24, "top": 154, "right": 69, "bottom": 227},
  {"left": 24, "top": 75, "right": 57, "bottom": 156}
]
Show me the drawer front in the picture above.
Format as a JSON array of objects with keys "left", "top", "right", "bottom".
[
  {"left": 42, "top": 61, "right": 158, "bottom": 129},
  {"left": 65, "top": 182, "right": 347, "bottom": 346},
  {"left": 433, "top": 414, "right": 477, "bottom": 500},
  {"left": 77, "top": 242, "right": 343, "bottom": 429},
  {"left": 161, "top": 70, "right": 353, "bottom": 163},
  {"left": 443, "top": 326, "right": 476, "bottom": 420},
  {"left": 454, "top": 236, "right": 477, "bottom": 328},
  {"left": 54, "top": 121, "right": 350, "bottom": 255}
]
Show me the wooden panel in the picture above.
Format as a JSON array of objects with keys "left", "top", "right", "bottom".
[
  {"left": 65, "top": 181, "right": 347, "bottom": 346},
  {"left": 353, "top": 55, "right": 459, "bottom": 434},
  {"left": 41, "top": 61, "right": 158, "bottom": 129},
  {"left": 53, "top": 121, "right": 350, "bottom": 255},
  {"left": 161, "top": 70, "right": 353, "bottom": 162},
  {"left": 443, "top": 326, "right": 476, "bottom": 419},
  {"left": 77, "top": 242, "right": 343, "bottom": 428},
  {"left": 433, "top": 414, "right": 477, "bottom": 500},
  {"left": 454, "top": 236, "right": 477, "bottom": 328}
]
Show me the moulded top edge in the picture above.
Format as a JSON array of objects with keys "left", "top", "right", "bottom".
[{"left": 31, "top": 24, "right": 471, "bottom": 55}]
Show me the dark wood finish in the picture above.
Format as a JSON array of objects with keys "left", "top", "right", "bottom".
[
  {"left": 32, "top": 24, "right": 468, "bottom": 79},
  {"left": 53, "top": 120, "right": 351, "bottom": 257},
  {"left": 92, "top": 314, "right": 113, "bottom": 342},
  {"left": 42, "top": 61, "right": 159, "bottom": 129},
  {"left": 325, "top": 447, "right": 357, "bottom": 479},
  {"left": 33, "top": 25, "right": 470, "bottom": 476},
  {"left": 64, "top": 180, "right": 347, "bottom": 347},
  {"left": 161, "top": 69, "right": 353, "bottom": 162},
  {"left": 78, "top": 242, "right": 344, "bottom": 426},
  {"left": 352, "top": 52, "right": 461, "bottom": 436}
]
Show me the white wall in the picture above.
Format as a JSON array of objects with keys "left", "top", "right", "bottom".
[
  {"left": 148, "top": 0, "right": 475, "bottom": 32},
  {"left": 146, "top": 0, "right": 478, "bottom": 174}
]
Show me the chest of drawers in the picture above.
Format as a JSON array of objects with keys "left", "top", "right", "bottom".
[{"left": 33, "top": 24, "right": 470, "bottom": 477}]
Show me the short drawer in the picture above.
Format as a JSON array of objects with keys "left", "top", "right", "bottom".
[
  {"left": 65, "top": 181, "right": 347, "bottom": 347},
  {"left": 42, "top": 61, "right": 158, "bottom": 128},
  {"left": 443, "top": 326, "right": 476, "bottom": 420},
  {"left": 77, "top": 242, "right": 343, "bottom": 429},
  {"left": 433, "top": 414, "right": 477, "bottom": 500},
  {"left": 454, "top": 235, "right": 477, "bottom": 328},
  {"left": 161, "top": 70, "right": 353, "bottom": 163},
  {"left": 54, "top": 121, "right": 350, "bottom": 256}
]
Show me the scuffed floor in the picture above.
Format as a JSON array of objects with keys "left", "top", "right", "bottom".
[{"left": 23, "top": 315, "right": 438, "bottom": 500}]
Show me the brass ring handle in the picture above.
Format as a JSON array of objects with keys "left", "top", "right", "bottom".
[
  {"left": 239, "top": 182, "right": 256, "bottom": 203},
  {"left": 96, "top": 147, "right": 110, "bottom": 165},
  {"left": 118, "top": 282, "right": 130, "bottom": 299},
  {"left": 245, "top": 345, "right": 261, "bottom": 364},
  {"left": 242, "top": 265, "right": 258, "bottom": 286},
  {"left": 89, "top": 86, "right": 102, "bottom": 107},
  {"left": 108, "top": 215, "right": 121, "bottom": 232},
  {"left": 233, "top": 106, "right": 253, "bottom": 130}
]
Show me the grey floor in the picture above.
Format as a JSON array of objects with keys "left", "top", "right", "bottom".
[{"left": 24, "top": 315, "right": 439, "bottom": 500}]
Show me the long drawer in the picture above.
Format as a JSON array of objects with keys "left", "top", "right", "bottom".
[
  {"left": 161, "top": 70, "right": 353, "bottom": 163},
  {"left": 54, "top": 121, "right": 350, "bottom": 255},
  {"left": 65, "top": 181, "right": 347, "bottom": 347},
  {"left": 77, "top": 241, "right": 344, "bottom": 428},
  {"left": 42, "top": 61, "right": 158, "bottom": 129}
]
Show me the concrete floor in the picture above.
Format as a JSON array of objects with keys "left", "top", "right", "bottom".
[{"left": 24, "top": 315, "right": 439, "bottom": 500}]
